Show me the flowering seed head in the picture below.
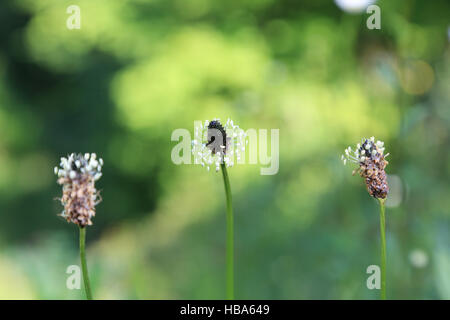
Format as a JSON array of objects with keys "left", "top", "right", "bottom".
[
  {"left": 342, "top": 137, "right": 389, "bottom": 199},
  {"left": 206, "top": 120, "right": 228, "bottom": 154},
  {"left": 55, "top": 153, "right": 103, "bottom": 227},
  {"left": 192, "top": 118, "right": 246, "bottom": 172}
]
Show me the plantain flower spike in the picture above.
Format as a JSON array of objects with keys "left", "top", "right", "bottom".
[
  {"left": 54, "top": 153, "right": 103, "bottom": 227},
  {"left": 342, "top": 137, "right": 389, "bottom": 199},
  {"left": 192, "top": 118, "right": 247, "bottom": 172}
]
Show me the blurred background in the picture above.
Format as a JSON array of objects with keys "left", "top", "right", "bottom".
[{"left": 0, "top": 0, "right": 449, "bottom": 299}]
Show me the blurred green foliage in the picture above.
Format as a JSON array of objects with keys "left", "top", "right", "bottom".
[{"left": 0, "top": 0, "right": 449, "bottom": 299}]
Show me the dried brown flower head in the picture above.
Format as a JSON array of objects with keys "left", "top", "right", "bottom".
[
  {"left": 342, "top": 137, "right": 389, "bottom": 199},
  {"left": 54, "top": 153, "right": 103, "bottom": 227}
]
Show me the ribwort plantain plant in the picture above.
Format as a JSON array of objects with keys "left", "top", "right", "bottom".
[
  {"left": 55, "top": 153, "right": 103, "bottom": 300},
  {"left": 342, "top": 137, "right": 389, "bottom": 299},
  {"left": 192, "top": 119, "right": 246, "bottom": 300}
]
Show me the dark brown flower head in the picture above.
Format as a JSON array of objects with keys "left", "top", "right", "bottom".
[
  {"left": 206, "top": 120, "right": 228, "bottom": 155},
  {"left": 342, "top": 137, "right": 390, "bottom": 199},
  {"left": 54, "top": 153, "right": 103, "bottom": 227},
  {"left": 192, "top": 118, "right": 247, "bottom": 172}
]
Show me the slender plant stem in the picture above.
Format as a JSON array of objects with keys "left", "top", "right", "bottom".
[
  {"left": 79, "top": 226, "right": 93, "bottom": 300},
  {"left": 220, "top": 163, "right": 234, "bottom": 300},
  {"left": 378, "top": 198, "right": 386, "bottom": 300}
]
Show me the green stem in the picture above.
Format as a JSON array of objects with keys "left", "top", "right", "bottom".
[
  {"left": 220, "top": 163, "right": 234, "bottom": 300},
  {"left": 79, "top": 226, "right": 93, "bottom": 300},
  {"left": 378, "top": 198, "right": 386, "bottom": 300}
]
